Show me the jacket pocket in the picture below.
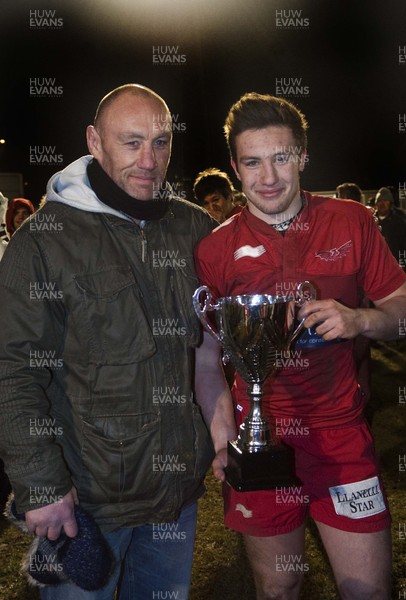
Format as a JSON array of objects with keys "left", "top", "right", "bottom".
[
  {"left": 78, "top": 412, "right": 161, "bottom": 504},
  {"left": 73, "top": 265, "right": 156, "bottom": 364}
]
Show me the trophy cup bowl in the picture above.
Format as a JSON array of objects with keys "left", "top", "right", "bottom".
[{"left": 193, "top": 282, "right": 316, "bottom": 491}]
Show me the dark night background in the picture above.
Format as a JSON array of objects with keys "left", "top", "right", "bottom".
[{"left": 0, "top": 0, "right": 405, "bottom": 205}]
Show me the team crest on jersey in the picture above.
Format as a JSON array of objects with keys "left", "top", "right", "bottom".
[
  {"left": 315, "top": 240, "right": 352, "bottom": 261},
  {"left": 234, "top": 245, "right": 266, "bottom": 261}
]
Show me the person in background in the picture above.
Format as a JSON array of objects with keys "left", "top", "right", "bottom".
[
  {"left": 336, "top": 182, "right": 362, "bottom": 203},
  {"left": 0, "top": 83, "right": 216, "bottom": 599},
  {"left": 0, "top": 192, "right": 8, "bottom": 239},
  {"left": 193, "top": 168, "right": 243, "bottom": 385},
  {"left": 375, "top": 186, "right": 406, "bottom": 271},
  {"left": 379, "top": 185, "right": 406, "bottom": 220},
  {"left": 194, "top": 92, "right": 406, "bottom": 600},
  {"left": 0, "top": 192, "right": 8, "bottom": 260},
  {"left": 5, "top": 197, "right": 35, "bottom": 239},
  {"left": 193, "top": 167, "right": 242, "bottom": 223}
]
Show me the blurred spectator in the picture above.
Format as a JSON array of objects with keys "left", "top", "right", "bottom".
[
  {"left": 375, "top": 187, "right": 406, "bottom": 271},
  {"left": 337, "top": 183, "right": 380, "bottom": 227},
  {"left": 0, "top": 192, "right": 7, "bottom": 240},
  {"left": 384, "top": 185, "right": 406, "bottom": 215},
  {"left": 193, "top": 170, "right": 242, "bottom": 384},
  {"left": 336, "top": 182, "right": 362, "bottom": 203},
  {"left": 0, "top": 240, "right": 6, "bottom": 260},
  {"left": 193, "top": 167, "right": 242, "bottom": 223},
  {"left": 5, "top": 198, "right": 35, "bottom": 239},
  {"left": 0, "top": 193, "right": 8, "bottom": 260}
]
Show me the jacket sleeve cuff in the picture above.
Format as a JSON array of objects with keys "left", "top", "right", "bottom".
[{"left": 11, "top": 466, "right": 73, "bottom": 514}]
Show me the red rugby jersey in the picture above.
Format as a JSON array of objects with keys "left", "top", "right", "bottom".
[{"left": 194, "top": 192, "right": 406, "bottom": 428}]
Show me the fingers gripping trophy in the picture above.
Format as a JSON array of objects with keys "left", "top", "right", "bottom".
[{"left": 193, "top": 282, "right": 316, "bottom": 491}]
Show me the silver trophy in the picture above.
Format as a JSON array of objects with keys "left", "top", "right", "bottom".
[{"left": 193, "top": 282, "right": 316, "bottom": 491}]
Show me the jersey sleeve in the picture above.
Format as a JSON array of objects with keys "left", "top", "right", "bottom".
[{"left": 194, "top": 233, "right": 223, "bottom": 300}]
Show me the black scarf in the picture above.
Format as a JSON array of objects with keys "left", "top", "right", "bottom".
[{"left": 87, "top": 158, "right": 170, "bottom": 221}]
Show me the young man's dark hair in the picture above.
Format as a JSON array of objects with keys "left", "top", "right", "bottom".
[{"left": 224, "top": 92, "right": 308, "bottom": 162}]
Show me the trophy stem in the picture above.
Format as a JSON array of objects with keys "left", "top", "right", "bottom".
[
  {"left": 236, "top": 383, "right": 273, "bottom": 451},
  {"left": 192, "top": 286, "right": 311, "bottom": 491}
]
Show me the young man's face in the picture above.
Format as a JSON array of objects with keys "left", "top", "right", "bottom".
[
  {"left": 87, "top": 93, "right": 172, "bottom": 200},
  {"left": 231, "top": 125, "right": 305, "bottom": 224},
  {"left": 202, "top": 191, "right": 234, "bottom": 223}
]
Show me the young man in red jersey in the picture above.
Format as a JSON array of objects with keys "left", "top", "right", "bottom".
[{"left": 194, "top": 92, "right": 406, "bottom": 600}]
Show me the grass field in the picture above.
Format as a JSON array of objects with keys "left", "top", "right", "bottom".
[{"left": 0, "top": 340, "right": 405, "bottom": 599}]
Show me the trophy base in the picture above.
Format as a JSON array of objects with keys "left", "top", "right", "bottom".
[{"left": 225, "top": 440, "right": 302, "bottom": 491}]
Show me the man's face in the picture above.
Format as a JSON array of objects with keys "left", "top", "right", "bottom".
[
  {"left": 375, "top": 195, "right": 392, "bottom": 217},
  {"left": 202, "top": 191, "right": 233, "bottom": 223},
  {"left": 13, "top": 206, "right": 31, "bottom": 230},
  {"left": 231, "top": 126, "right": 305, "bottom": 224},
  {"left": 87, "top": 93, "right": 172, "bottom": 200}
]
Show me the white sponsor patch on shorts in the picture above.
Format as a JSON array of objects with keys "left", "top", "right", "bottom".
[
  {"left": 235, "top": 503, "right": 253, "bottom": 518},
  {"left": 329, "top": 476, "right": 386, "bottom": 519}
]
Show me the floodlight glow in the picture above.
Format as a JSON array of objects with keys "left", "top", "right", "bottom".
[{"left": 71, "top": 0, "right": 248, "bottom": 42}]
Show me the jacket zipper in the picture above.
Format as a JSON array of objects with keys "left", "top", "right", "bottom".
[{"left": 139, "top": 220, "right": 147, "bottom": 262}]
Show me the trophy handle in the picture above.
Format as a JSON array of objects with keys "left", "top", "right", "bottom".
[
  {"left": 289, "top": 281, "right": 318, "bottom": 343},
  {"left": 192, "top": 285, "right": 222, "bottom": 344}
]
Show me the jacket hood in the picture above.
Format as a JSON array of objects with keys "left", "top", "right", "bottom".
[
  {"left": 47, "top": 155, "right": 131, "bottom": 220},
  {"left": 46, "top": 154, "right": 175, "bottom": 221},
  {"left": 6, "top": 198, "right": 35, "bottom": 238},
  {"left": 47, "top": 155, "right": 175, "bottom": 222}
]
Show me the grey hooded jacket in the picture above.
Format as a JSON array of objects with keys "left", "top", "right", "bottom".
[{"left": 0, "top": 156, "right": 215, "bottom": 531}]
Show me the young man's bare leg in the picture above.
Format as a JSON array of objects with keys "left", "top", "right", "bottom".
[
  {"left": 316, "top": 521, "right": 391, "bottom": 600},
  {"left": 243, "top": 524, "right": 306, "bottom": 600}
]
